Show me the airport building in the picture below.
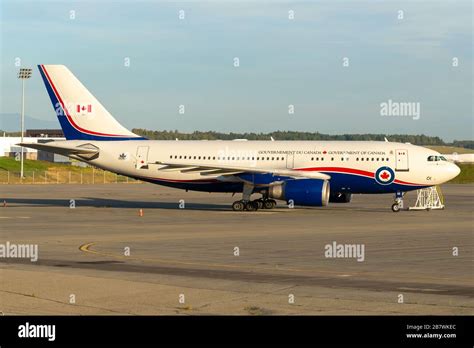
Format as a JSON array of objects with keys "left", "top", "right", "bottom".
[{"left": 0, "top": 129, "right": 68, "bottom": 162}]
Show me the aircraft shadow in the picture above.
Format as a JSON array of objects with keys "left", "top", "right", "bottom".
[
  {"left": 0, "top": 197, "right": 231, "bottom": 211},
  {"left": 0, "top": 198, "right": 390, "bottom": 212}
]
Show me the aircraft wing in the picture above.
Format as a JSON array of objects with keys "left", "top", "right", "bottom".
[
  {"left": 18, "top": 142, "right": 99, "bottom": 159},
  {"left": 155, "top": 161, "right": 330, "bottom": 181}
]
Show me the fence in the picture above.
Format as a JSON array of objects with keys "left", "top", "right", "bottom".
[{"left": 0, "top": 170, "right": 141, "bottom": 184}]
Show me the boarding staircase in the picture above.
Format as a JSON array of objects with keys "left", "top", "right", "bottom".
[{"left": 408, "top": 186, "right": 445, "bottom": 211}]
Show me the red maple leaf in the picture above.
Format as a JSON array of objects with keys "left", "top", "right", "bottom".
[{"left": 380, "top": 171, "right": 390, "bottom": 180}]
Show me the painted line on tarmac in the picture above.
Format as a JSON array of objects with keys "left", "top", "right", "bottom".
[
  {"left": 78, "top": 242, "right": 353, "bottom": 277},
  {"left": 0, "top": 216, "right": 31, "bottom": 219},
  {"left": 79, "top": 243, "right": 462, "bottom": 283}
]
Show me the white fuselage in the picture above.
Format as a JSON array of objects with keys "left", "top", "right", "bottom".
[{"left": 62, "top": 139, "right": 460, "bottom": 194}]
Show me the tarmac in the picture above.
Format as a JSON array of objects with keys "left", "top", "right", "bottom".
[{"left": 0, "top": 183, "right": 472, "bottom": 315}]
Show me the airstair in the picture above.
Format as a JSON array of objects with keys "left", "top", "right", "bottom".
[{"left": 408, "top": 186, "right": 445, "bottom": 211}]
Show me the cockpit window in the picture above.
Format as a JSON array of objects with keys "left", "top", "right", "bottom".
[{"left": 427, "top": 155, "right": 447, "bottom": 162}]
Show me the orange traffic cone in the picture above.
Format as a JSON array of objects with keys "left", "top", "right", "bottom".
[{"left": 138, "top": 209, "right": 144, "bottom": 217}]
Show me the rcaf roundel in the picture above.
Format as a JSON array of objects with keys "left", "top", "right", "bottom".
[{"left": 375, "top": 166, "right": 395, "bottom": 185}]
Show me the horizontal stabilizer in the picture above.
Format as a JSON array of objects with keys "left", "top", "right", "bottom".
[{"left": 18, "top": 142, "right": 99, "bottom": 159}]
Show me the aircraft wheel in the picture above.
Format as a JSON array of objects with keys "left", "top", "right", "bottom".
[
  {"left": 391, "top": 203, "right": 401, "bottom": 212},
  {"left": 232, "top": 201, "right": 245, "bottom": 211},
  {"left": 245, "top": 201, "right": 258, "bottom": 211},
  {"left": 254, "top": 199, "right": 264, "bottom": 209},
  {"left": 264, "top": 200, "right": 276, "bottom": 209}
]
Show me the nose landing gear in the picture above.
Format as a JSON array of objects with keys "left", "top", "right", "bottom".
[{"left": 391, "top": 191, "right": 405, "bottom": 212}]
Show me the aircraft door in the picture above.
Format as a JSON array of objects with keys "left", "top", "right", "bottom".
[
  {"left": 395, "top": 149, "right": 409, "bottom": 171},
  {"left": 136, "top": 146, "right": 149, "bottom": 169},
  {"left": 286, "top": 153, "right": 294, "bottom": 169}
]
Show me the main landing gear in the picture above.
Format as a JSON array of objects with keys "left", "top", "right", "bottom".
[
  {"left": 231, "top": 198, "right": 277, "bottom": 211},
  {"left": 231, "top": 183, "right": 277, "bottom": 212},
  {"left": 391, "top": 191, "right": 405, "bottom": 212}
]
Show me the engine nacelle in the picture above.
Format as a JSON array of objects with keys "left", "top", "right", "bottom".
[
  {"left": 268, "top": 179, "right": 330, "bottom": 206},
  {"left": 329, "top": 192, "right": 353, "bottom": 203}
]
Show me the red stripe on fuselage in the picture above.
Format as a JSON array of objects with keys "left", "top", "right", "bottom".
[
  {"left": 41, "top": 65, "right": 128, "bottom": 137},
  {"left": 297, "top": 166, "right": 425, "bottom": 186},
  {"left": 297, "top": 166, "right": 374, "bottom": 178}
]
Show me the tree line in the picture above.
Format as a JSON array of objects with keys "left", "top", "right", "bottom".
[
  {"left": 132, "top": 129, "right": 449, "bottom": 146},
  {"left": 2, "top": 128, "right": 471, "bottom": 148}
]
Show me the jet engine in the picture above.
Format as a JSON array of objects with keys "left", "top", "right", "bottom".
[{"left": 268, "top": 179, "right": 330, "bottom": 206}]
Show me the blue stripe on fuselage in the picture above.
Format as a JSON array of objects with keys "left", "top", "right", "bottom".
[
  {"left": 326, "top": 172, "right": 428, "bottom": 193},
  {"left": 138, "top": 172, "right": 427, "bottom": 194}
]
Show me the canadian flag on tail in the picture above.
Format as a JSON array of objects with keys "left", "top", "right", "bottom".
[{"left": 76, "top": 104, "right": 92, "bottom": 115}]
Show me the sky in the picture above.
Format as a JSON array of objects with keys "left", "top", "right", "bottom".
[{"left": 0, "top": 0, "right": 472, "bottom": 141}]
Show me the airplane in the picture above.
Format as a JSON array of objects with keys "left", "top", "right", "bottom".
[{"left": 19, "top": 65, "right": 461, "bottom": 212}]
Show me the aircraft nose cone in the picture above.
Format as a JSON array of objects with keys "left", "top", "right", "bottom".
[
  {"left": 449, "top": 163, "right": 461, "bottom": 179},
  {"left": 453, "top": 163, "right": 461, "bottom": 176}
]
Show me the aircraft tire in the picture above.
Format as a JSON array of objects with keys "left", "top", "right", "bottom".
[
  {"left": 232, "top": 201, "right": 245, "bottom": 211},
  {"left": 264, "top": 200, "right": 276, "bottom": 209},
  {"left": 245, "top": 201, "right": 258, "bottom": 211}
]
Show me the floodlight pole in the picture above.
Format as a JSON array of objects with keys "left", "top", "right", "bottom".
[
  {"left": 20, "top": 77, "right": 25, "bottom": 178},
  {"left": 18, "top": 68, "right": 32, "bottom": 179}
]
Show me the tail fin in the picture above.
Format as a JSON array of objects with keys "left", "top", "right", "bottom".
[{"left": 38, "top": 65, "right": 144, "bottom": 140}]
